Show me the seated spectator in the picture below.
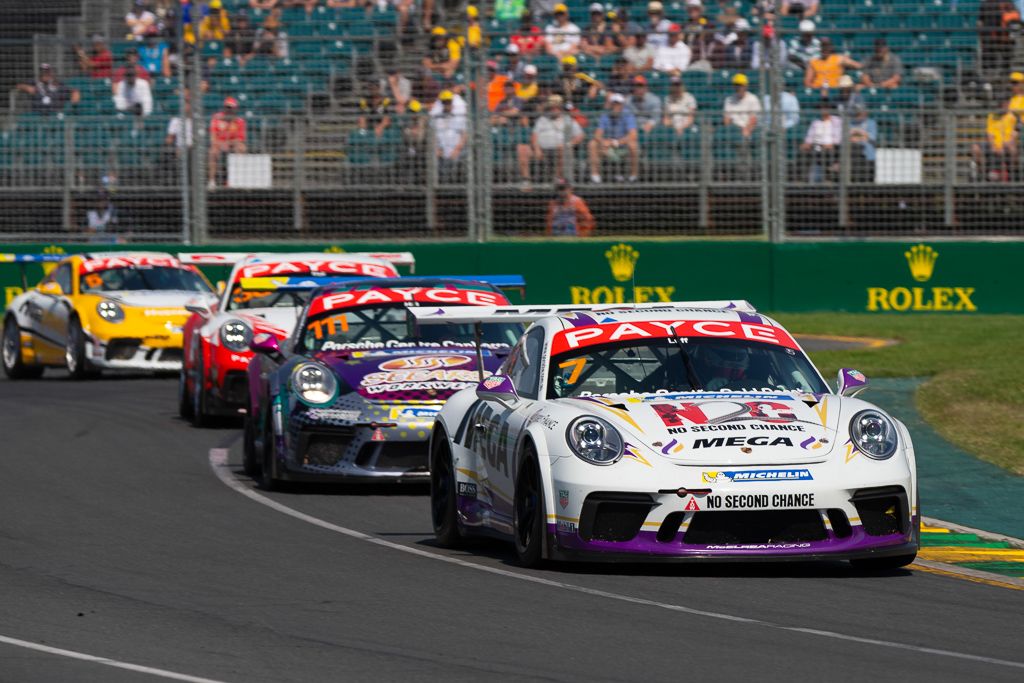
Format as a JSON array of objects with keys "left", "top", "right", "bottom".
[
  {"left": 496, "top": 0, "right": 526, "bottom": 23},
  {"left": 604, "top": 10, "right": 630, "bottom": 53},
  {"left": 485, "top": 61, "right": 509, "bottom": 111},
  {"left": 17, "top": 64, "right": 80, "bottom": 115},
  {"left": 663, "top": 76, "right": 698, "bottom": 134},
  {"left": 545, "top": 4, "right": 581, "bottom": 57},
  {"left": 723, "top": 73, "right": 760, "bottom": 138},
  {"left": 761, "top": 86, "right": 801, "bottom": 130},
  {"left": 787, "top": 20, "right": 820, "bottom": 70},
  {"left": 581, "top": 4, "right": 613, "bottom": 58},
  {"left": 780, "top": 0, "right": 819, "bottom": 18},
  {"left": 208, "top": 97, "right": 247, "bottom": 188},
  {"left": 623, "top": 32, "right": 656, "bottom": 75},
  {"left": 512, "top": 10, "right": 545, "bottom": 56},
  {"left": 836, "top": 75, "right": 865, "bottom": 112},
  {"left": 654, "top": 24, "right": 692, "bottom": 75},
  {"left": 423, "top": 27, "right": 461, "bottom": 79},
  {"left": 518, "top": 95, "right": 584, "bottom": 188},
  {"left": 75, "top": 35, "right": 113, "bottom": 79},
  {"left": 431, "top": 90, "right": 468, "bottom": 182},
  {"left": 1010, "top": 71, "right": 1024, "bottom": 121},
  {"left": 860, "top": 38, "right": 903, "bottom": 90},
  {"left": 200, "top": 0, "right": 231, "bottom": 41},
  {"left": 166, "top": 91, "right": 194, "bottom": 155},
  {"left": 805, "top": 38, "right": 861, "bottom": 90},
  {"left": 682, "top": 0, "right": 712, "bottom": 66},
  {"left": 751, "top": 15, "right": 787, "bottom": 68},
  {"left": 125, "top": 1, "right": 157, "bottom": 40},
  {"left": 628, "top": 75, "right": 662, "bottom": 134},
  {"left": 646, "top": 1, "right": 671, "bottom": 49},
  {"left": 547, "top": 179, "right": 595, "bottom": 236},
  {"left": 589, "top": 93, "right": 639, "bottom": 183},
  {"left": 358, "top": 80, "right": 393, "bottom": 139},
  {"left": 558, "top": 56, "right": 600, "bottom": 107},
  {"left": 112, "top": 49, "right": 151, "bottom": 92},
  {"left": 139, "top": 28, "right": 171, "bottom": 78},
  {"left": 225, "top": 11, "right": 257, "bottom": 62},
  {"left": 602, "top": 56, "right": 632, "bottom": 95},
  {"left": 382, "top": 66, "right": 411, "bottom": 111},
  {"left": 492, "top": 81, "right": 524, "bottom": 125},
  {"left": 504, "top": 44, "right": 528, "bottom": 81},
  {"left": 252, "top": 7, "right": 288, "bottom": 59},
  {"left": 465, "top": 5, "right": 484, "bottom": 51},
  {"left": 114, "top": 69, "right": 154, "bottom": 117},
  {"left": 849, "top": 106, "right": 877, "bottom": 182},
  {"left": 972, "top": 99, "right": 1018, "bottom": 181},
  {"left": 800, "top": 102, "right": 841, "bottom": 182},
  {"left": 429, "top": 87, "right": 467, "bottom": 115},
  {"left": 715, "top": 18, "right": 753, "bottom": 69},
  {"left": 516, "top": 64, "right": 540, "bottom": 101}
]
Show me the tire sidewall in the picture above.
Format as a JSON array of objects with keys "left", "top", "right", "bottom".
[
  {"left": 430, "top": 434, "right": 462, "bottom": 546},
  {"left": 513, "top": 450, "right": 546, "bottom": 567},
  {"left": 65, "top": 317, "right": 89, "bottom": 380}
]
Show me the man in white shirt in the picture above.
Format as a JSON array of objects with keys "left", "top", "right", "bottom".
[
  {"left": 545, "top": 4, "right": 581, "bottom": 57},
  {"left": 518, "top": 94, "right": 585, "bottom": 188},
  {"left": 125, "top": 1, "right": 156, "bottom": 41},
  {"left": 653, "top": 24, "right": 692, "bottom": 75},
  {"left": 722, "top": 73, "right": 760, "bottom": 137},
  {"left": 761, "top": 88, "right": 801, "bottom": 130},
  {"left": 663, "top": 76, "right": 698, "bottom": 133},
  {"left": 646, "top": 1, "right": 672, "bottom": 48},
  {"left": 800, "top": 102, "right": 841, "bottom": 182},
  {"left": 113, "top": 70, "right": 153, "bottom": 116},
  {"left": 431, "top": 90, "right": 468, "bottom": 182}
]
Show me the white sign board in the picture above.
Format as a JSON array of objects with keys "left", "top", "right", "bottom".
[
  {"left": 875, "top": 149, "right": 922, "bottom": 184},
  {"left": 227, "top": 154, "right": 273, "bottom": 189}
]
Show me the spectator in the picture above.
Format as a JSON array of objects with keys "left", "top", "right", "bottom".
[
  {"left": 780, "top": 0, "right": 819, "bottom": 18},
  {"left": 980, "top": 0, "right": 1018, "bottom": 74},
  {"left": 512, "top": 10, "right": 545, "bottom": 56},
  {"left": 492, "top": 80, "right": 524, "bottom": 125},
  {"left": 224, "top": 10, "right": 255, "bottom": 61},
  {"left": 17, "top": 64, "right": 80, "bottom": 115},
  {"left": 208, "top": 97, "right": 247, "bottom": 188},
  {"left": 623, "top": 32, "right": 656, "bottom": 75},
  {"left": 465, "top": 5, "right": 484, "bottom": 51},
  {"left": 627, "top": 75, "right": 662, "bottom": 133},
  {"left": 545, "top": 4, "right": 581, "bottom": 57},
  {"left": 429, "top": 87, "right": 467, "bottom": 116},
  {"left": 383, "top": 66, "right": 412, "bottom": 111},
  {"left": 589, "top": 93, "right": 639, "bottom": 183},
  {"left": 519, "top": 94, "right": 584, "bottom": 188},
  {"left": 581, "top": 3, "right": 613, "bottom": 57},
  {"left": 166, "top": 91, "right": 194, "bottom": 153},
  {"left": 604, "top": 10, "right": 630, "bottom": 53},
  {"left": 602, "top": 56, "right": 632, "bottom": 94},
  {"left": 836, "top": 74, "right": 865, "bottom": 112},
  {"left": 683, "top": 1, "right": 714, "bottom": 67},
  {"left": 423, "top": 27, "right": 461, "bottom": 79},
  {"left": 972, "top": 99, "right": 1018, "bottom": 181},
  {"left": 654, "top": 24, "right": 692, "bottom": 74},
  {"left": 496, "top": 0, "right": 526, "bottom": 23},
  {"left": 139, "top": 28, "right": 172, "bottom": 78},
  {"left": 751, "top": 15, "right": 787, "bottom": 68},
  {"left": 112, "top": 49, "right": 151, "bottom": 91},
  {"left": 86, "top": 191, "right": 118, "bottom": 235},
  {"left": 646, "top": 1, "right": 672, "bottom": 48},
  {"left": 761, "top": 87, "right": 801, "bottom": 130},
  {"left": 1009, "top": 71, "right": 1024, "bottom": 121},
  {"left": 358, "top": 80, "right": 393, "bottom": 140},
  {"left": 200, "top": 0, "right": 231, "bottom": 41},
  {"left": 805, "top": 38, "right": 861, "bottom": 89},
  {"left": 663, "top": 75, "right": 698, "bottom": 133},
  {"left": 558, "top": 56, "right": 600, "bottom": 107},
  {"left": 431, "top": 90, "right": 468, "bottom": 182},
  {"left": 615, "top": 6, "right": 643, "bottom": 36},
  {"left": 516, "top": 64, "right": 540, "bottom": 101},
  {"left": 125, "top": 1, "right": 157, "bottom": 40},
  {"left": 723, "top": 73, "right": 760, "bottom": 138},
  {"left": 860, "top": 38, "right": 903, "bottom": 90},
  {"left": 787, "top": 19, "right": 820, "bottom": 70},
  {"left": 547, "top": 179, "right": 595, "bottom": 236},
  {"left": 717, "top": 18, "right": 753, "bottom": 69},
  {"left": 75, "top": 35, "right": 113, "bottom": 79},
  {"left": 250, "top": 0, "right": 280, "bottom": 8},
  {"left": 800, "top": 102, "right": 841, "bottom": 182},
  {"left": 504, "top": 43, "right": 528, "bottom": 81},
  {"left": 114, "top": 69, "right": 154, "bottom": 117},
  {"left": 849, "top": 106, "right": 877, "bottom": 182},
  {"left": 252, "top": 7, "right": 289, "bottom": 60}
]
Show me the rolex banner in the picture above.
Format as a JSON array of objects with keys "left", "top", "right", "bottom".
[{"left": 2, "top": 241, "right": 1021, "bottom": 314}]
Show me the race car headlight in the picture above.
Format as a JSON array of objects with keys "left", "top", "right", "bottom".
[
  {"left": 220, "top": 320, "right": 252, "bottom": 352},
  {"left": 566, "top": 416, "right": 624, "bottom": 466},
  {"left": 96, "top": 301, "right": 124, "bottom": 323},
  {"left": 850, "top": 409, "right": 898, "bottom": 460},
  {"left": 291, "top": 362, "right": 338, "bottom": 405}
]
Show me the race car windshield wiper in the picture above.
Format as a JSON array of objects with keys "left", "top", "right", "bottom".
[{"left": 670, "top": 325, "right": 702, "bottom": 391}]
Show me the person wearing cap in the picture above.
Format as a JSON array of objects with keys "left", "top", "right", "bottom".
[
  {"left": 628, "top": 75, "right": 662, "bottom": 133},
  {"left": 547, "top": 179, "right": 596, "bottom": 236},
  {"left": 512, "top": 9, "right": 544, "bottom": 56},
  {"left": 520, "top": 94, "right": 585, "bottom": 188},
  {"left": 504, "top": 43, "right": 528, "bottom": 80},
  {"left": 250, "top": 7, "right": 288, "bottom": 60},
  {"left": 787, "top": 19, "right": 821, "bottom": 70},
  {"left": 208, "top": 97, "right": 247, "bottom": 188},
  {"left": 682, "top": 1, "right": 712, "bottom": 65},
  {"left": 836, "top": 74, "right": 865, "bottom": 113},
  {"left": 464, "top": 5, "right": 484, "bottom": 50},
  {"left": 431, "top": 90, "right": 468, "bottom": 182},
  {"left": 516, "top": 64, "right": 540, "bottom": 100},
  {"left": 113, "top": 66, "right": 154, "bottom": 117},
  {"left": 545, "top": 3, "right": 582, "bottom": 57},
  {"left": 358, "top": 80, "right": 393, "bottom": 139},
  {"left": 581, "top": 3, "right": 613, "bottom": 57},
  {"left": 664, "top": 76, "right": 698, "bottom": 133},
  {"left": 653, "top": 23, "right": 692, "bottom": 74},
  {"left": 423, "top": 27, "right": 462, "bottom": 79},
  {"left": 75, "top": 34, "right": 113, "bottom": 79},
  {"left": 716, "top": 17, "right": 754, "bottom": 69},
  {"left": 805, "top": 38, "right": 861, "bottom": 90},
  {"left": 496, "top": 0, "right": 526, "bottom": 23},
  {"left": 429, "top": 86, "right": 468, "bottom": 116},
  {"left": 646, "top": 1, "right": 672, "bottom": 48},
  {"left": 589, "top": 93, "right": 639, "bottom": 182},
  {"left": 125, "top": 1, "right": 156, "bottom": 41},
  {"left": 723, "top": 73, "right": 761, "bottom": 140},
  {"left": 781, "top": 0, "right": 819, "bottom": 19},
  {"left": 139, "top": 27, "right": 171, "bottom": 78},
  {"left": 200, "top": 0, "right": 231, "bottom": 41},
  {"left": 800, "top": 101, "right": 841, "bottom": 182},
  {"left": 558, "top": 55, "right": 600, "bottom": 106},
  {"left": 972, "top": 99, "right": 1018, "bottom": 182},
  {"left": 860, "top": 38, "right": 903, "bottom": 90},
  {"left": 848, "top": 105, "right": 878, "bottom": 182},
  {"left": 1009, "top": 72, "right": 1024, "bottom": 122},
  {"left": 17, "top": 64, "right": 79, "bottom": 115},
  {"left": 623, "top": 31, "right": 656, "bottom": 75}
]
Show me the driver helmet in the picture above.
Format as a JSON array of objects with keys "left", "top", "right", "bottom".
[{"left": 696, "top": 344, "right": 749, "bottom": 380}]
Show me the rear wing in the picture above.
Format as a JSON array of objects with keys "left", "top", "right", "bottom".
[
  {"left": 178, "top": 251, "right": 417, "bottom": 272},
  {"left": 0, "top": 253, "right": 68, "bottom": 289},
  {"left": 407, "top": 300, "right": 757, "bottom": 325}
]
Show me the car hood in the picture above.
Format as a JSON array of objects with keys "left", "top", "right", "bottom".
[
  {"left": 315, "top": 348, "right": 503, "bottom": 402},
  {"left": 562, "top": 391, "right": 841, "bottom": 466},
  {"left": 98, "top": 290, "right": 213, "bottom": 310}
]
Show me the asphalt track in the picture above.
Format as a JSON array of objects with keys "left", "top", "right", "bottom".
[{"left": 2, "top": 373, "right": 1024, "bottom": 683}]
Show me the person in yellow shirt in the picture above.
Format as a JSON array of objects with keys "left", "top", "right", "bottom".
[
  {"left": 804, "top": 38, "right": 861, "bottom": 90},
  {"left": 465, "top": 5, "right": 483, "bottom": 50},
  {"left": 972, "top": 99, "right": 1018, "bottom": 181},
  {"left": 422, "top": 27, "right": 462, "bottom": 79},
  {"left": 199, "top": 0, "right": 231, "bottom": 41},
  {"left": 515, "top": 64, "right": 539, "bottom": 100},
  {"left": 1009, "top": 72, "right": 1024, "bottom": 122}
]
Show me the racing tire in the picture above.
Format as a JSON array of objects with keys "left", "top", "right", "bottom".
[
  {"left": 178, "top": 368, "right": 193, "bottom": 420},
  {"left": 430, "top": 435, "right": 463, "bottom": 548},
  {"left": 191, "top": 354, "right": 211, "bottom": 427},
  {"left": 242, "top": 410, "right": 262, "bottom": 479},
  {"left": 2, "top": 317, "right": 43, "bottom": 379},
  {"left": 65, "top": 317, "right": 95, "bottom": 380},
  {"left": 259, "top": 412, "right": 281, "bottom": 491},
  {"left": 513, "top": 447, "right": 546, "bottom": 568},
  {"left": 849, "top": 553, "right": 917, "bottom": 571}
]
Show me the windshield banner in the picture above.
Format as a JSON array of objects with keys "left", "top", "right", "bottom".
[
  {"left": 307, "top": 287, "right": 507, "bottom": 317},
  {"left": 551, "top": 320, "right": 800, "bottom": 355}
]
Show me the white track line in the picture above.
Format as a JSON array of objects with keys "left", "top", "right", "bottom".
[
  {"left": 210, "top": 449, "right": 1024, "bottom": 672},
  {"left": 0, "top": 634, "right": 230, "bottom": 683}
]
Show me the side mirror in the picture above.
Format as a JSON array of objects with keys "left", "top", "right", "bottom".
[
  {"left": 38, "top": 281, "right": 62, "bottom": 296},
  {"left": 837, "top": 368, "right": 868, "bottom": 397},
  {"left": 476, "top": 374, "right": 520, "bottom": 409},
  {"left": 250, "top": 332, "right": 282, "bottom": 357},
  {"left": 184, "top": 298, "right": 211, "bottom": 317}
]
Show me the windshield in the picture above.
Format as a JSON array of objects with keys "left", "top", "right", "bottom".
[
  {"left": 300, "top": 304, "right": 521, "bottom": 352},
  {"left": 227, "top": 286, "right": 311, "bottom": 311},
  {"left": 548, "top": 338, "right": 828, "bottom": 399},
  {"left": 80, "top": 267, "right": 211, "bottom": 293}
]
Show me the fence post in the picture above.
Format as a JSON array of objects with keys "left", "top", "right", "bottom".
[
  {"left": 838, "top": 110, "right": 850, "bottom": 230},
  {"left": 425, "top": 123, "right": 437, "bottom": 232},
  {"left": 190, "top": 39, "right": 207, "bottom": 244},
  {"left": 293, "top": 116, "right": 305, "bottom": 233},
  {"left": 176, "top": 18, "right": 191, "bottom": 245},
  {"left": 699, "top": 114, "right": 711, "bottom": 229},
  {"left": 943, "top": 110, "right": 956, "bottom": 229},
  {"left": 62, "top": 117, "right": 73, "bottom": 232}
]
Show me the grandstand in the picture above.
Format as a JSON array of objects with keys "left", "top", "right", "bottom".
[{"left": 0, "top": 0, "right": 1021, "bottom": 240}]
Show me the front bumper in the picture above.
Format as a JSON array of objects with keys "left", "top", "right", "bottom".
[{"left": 87, "top": 335, "right": 183, "bottom": 371}]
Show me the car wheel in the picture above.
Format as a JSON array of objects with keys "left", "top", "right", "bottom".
[
  {"left": 259, "top": 412, "right": 281, "bottom": 491},
  {"left": 65, "top": 317, "right": 95, "bottom": 380},
  {"left": 178, "top": 367, "right": 193, "bottom": 419},
  {"left": 2, "top": 317, "right": 43, "bottom": 379},
  {"left": 242, "top": 409, "right": 262, "bottom": 479},
  {"left": 850, "top": 553, "right": 917, "bottom": 571},
  {"left": 191, "top": 353, "right": 210, "bottom": 427},
  {"left": 430, "top": 435, "right": 463, "bottom": 548},
  {"left": 513, "top": 447, "right": 546, "bottom": 568}
]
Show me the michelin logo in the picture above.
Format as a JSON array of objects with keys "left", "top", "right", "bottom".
[{"left": 702, "top": 469, "right": 813, "bottom": 484}]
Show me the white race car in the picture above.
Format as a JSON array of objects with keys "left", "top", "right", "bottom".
[{"left": 421, "top": 302, "right": 918, "bottom": 568}]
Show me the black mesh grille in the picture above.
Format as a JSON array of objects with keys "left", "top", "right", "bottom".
[
  {"left": 301, "top": 432, "right": 353, "bottom": 467},
  {"left": 355, "top": 441, "right": 428, "bottom": 471},
  {"left": 578, "top": 493, "right": 654, "bottom": 543},
  {"left": 853, "top": 489, "right": 907, "bottom": 536},
  {"left": 105, "top": 338, "right": 140, "bottom": 360},
  {"left": 684, "top": 510, "right": 828, "bottom": 545},
  {"left": 221, "top": 370, "right": 248, "bottom": 405},
  {"left": 828, "top": 509, "right": 852, "bottom": 538},
  {"left": 160, "top": 348, "right": 183, "bottom": 364}
]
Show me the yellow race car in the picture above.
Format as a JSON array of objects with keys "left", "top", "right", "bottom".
[{"left": 2, "top": 251, "right": 216, "bottom": 379}]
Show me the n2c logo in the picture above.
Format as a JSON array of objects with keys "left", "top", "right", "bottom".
[{"left": 654, "top": 401, "right": 796, "bottom": 428}]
